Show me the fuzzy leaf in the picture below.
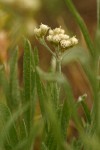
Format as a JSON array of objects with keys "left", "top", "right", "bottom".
[
  {"left": 61, "top": 99, "right": 71, "bottom": 139},
  {"left": 23, "top": 39, "right": 31, "bottom": 133},
  {"left": 33, "top": 47, "right": 39, "bottom": 66}
]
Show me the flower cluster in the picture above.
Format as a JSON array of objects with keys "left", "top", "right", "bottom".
[
  {"left": 34, "top": 24, "right": 49, "bottom": 38},
  {"left": 47, "top": 27, "right": 69, "bottom": 44},
  {"left": 34, "top": 24, "right": 78, "bottom": 50},
  {"left": 47, "top": 26, "right": 78, "bottom": 49}
]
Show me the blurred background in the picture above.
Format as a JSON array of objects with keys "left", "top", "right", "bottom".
[{"left": 0, "top": 0, "right": 96, "bottom": 141}]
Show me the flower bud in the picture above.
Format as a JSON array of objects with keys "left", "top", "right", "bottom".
[
  {"left": 40, "top": 24, "right": 49, "bottom": 35},
  {"left": 47, "top": 35, "right": 53, "bottom": 42},
  {"left": 59, "top": 34, "right": 69, "bottom": 40},
  {"left": 49, "top": 29, "right": 54, "bottom": 35},
  {"left": 52, "top": 35, "right": 61, "bottom": 44},
  {"left": 34, "top": 28, "right": 42, "bottom": 38},
  {"left": 70, "top": 36, "right": 78, "bottom": 45},
  {"left": 60, "top": 40, "right": 71, "bottom": 49}
]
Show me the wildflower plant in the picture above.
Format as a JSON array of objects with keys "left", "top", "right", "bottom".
[
  {"left": 34, "top": 23, "right": 78, "bottom": 74},
  {"left": 0, "top": 0, "right": 100, "bottom": 150}
]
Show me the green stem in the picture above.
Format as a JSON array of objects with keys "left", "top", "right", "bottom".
[
  {"left": 97, "top": 0, "right": 100, "bottom": 29},
  {"left": 64, "top": 0, "right": 94, "bottom": 57},
  {"left": 56, "top": 56, "right": 62, "bottom": 107},
  {"left": 56, "top": 59, "right": 61, "bottom": 74}
]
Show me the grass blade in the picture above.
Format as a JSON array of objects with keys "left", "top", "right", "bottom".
[{"left": 64, "top": 0, "right": 94, "bottom": 57}]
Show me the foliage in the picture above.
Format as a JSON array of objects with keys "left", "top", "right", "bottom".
[{"left": 0, "top": 0, "right": 100, "bottom": 150}]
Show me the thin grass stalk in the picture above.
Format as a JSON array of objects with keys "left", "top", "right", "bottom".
[
  {"left": 97, "top": 0, "right": 100, "bottom": 29},
  {"left": 64, "top": 0, "right": 94, "bottom": 57}
]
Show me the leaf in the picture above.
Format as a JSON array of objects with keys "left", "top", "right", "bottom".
[
  {"left": 30, "top": 47, "right": 39, "bottom": 124},
  {"left": 23, "top": 39, "right": 31, "bottom": 133},
  {"left": 0, "top": 65, "right": 10, "bottom": 105},
  {"left": 71, "top": 138, "right": 83, "bottom": 150},
  {"left": 33, "top": 47, "right": 39, "bottom": 67},
  {"left": 19, "top": 119, "right": 28, "bottom": 141},
  {"left": 95, "top": 29, "right": 100, "bottom": 55},
  {"left": 64, "top": 0, "right": 94, "bottom": 57},
  {"left": 36, "top": 70, "right": 64, "bottom": 149},
  {"left": 9, "top": 47, "right": 20, "bottom": 112},
  {"left": 46, "top": 82, "right": 59, "bottom": 109},
  {"left": 78, "top": 94, "right": 91, "bottom": 125},
  {"left": 81, "top": 101, "right": 91, "bottom": 125},
  {"left": 62, "top": 77, "right": 83, "bottom": 132},
  {"left": 26, "top": 120, "right": 43, "bottom": 150},
  {"left": 0, "top": 101, "right": 30, "bottom": 149},
  {"left": 36, "top": 72, "right": 46, "bottom": 117},
  {"left": 62, "top": 46, "right": 90, "bottom": 66},
  {"left": 0, "top": 103, "right": 18, "bottom": 149},
  {"left": 61, "top": 99, "right": 71, "bottom": 139}
]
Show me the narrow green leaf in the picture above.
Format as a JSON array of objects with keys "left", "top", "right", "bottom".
[
  {"left": 81, "top": 101, "right": 91, "bottom": 124},
  {"left": 46, "top": 82, "right": 59, "bottom": 108},
  {"left": 30, "top": 47, "right": 38, "bottom": 126},
  {"left": 46, "top": 129, "right": 57, "bottom": 150},
  {"left": 44, "top": 100, "right": 71, "bottom": 150},
  {"left": 19, "top": 119, "right": 28, "bottom": 140},
  {"left": 14, "top": 120, "right": 43, "bottom": 150},
  {"left": 36, "top": 72, "right": 46, "bottom": 117},
  {"left": 0, "top": 103, "right": 18, "bottom": 148},
  {"left": 81, "top": 63, "right": 100, "bottom": 135},
  {"left": 62, "top": 46, "right": 90, "bottom": 66},
  {"left": 78, "top": 94, "right": 91, "bottom": 124},
  {"left": 9, "top": 47, "right": 20, "bottom": 112},
  {"left": 33, "top": 47, "right": 39, "bottom": 66},
  {"left": 23, "top": 39, "right": 31, "bottom": 133},
  {"left": 0, "top": 65, "right": 10, "bottom": 105},
  {"left": 64, "top": 0, "right": 94, "bottom": 57},
  {"left": 0, "top": 102, "right": 30, "bottom": 149},
  {"left": 61, "top": 99, "right": 71, "bottom": 139},
  {"left": 97, "top": 0, "right": 100, "bottom": 30}
]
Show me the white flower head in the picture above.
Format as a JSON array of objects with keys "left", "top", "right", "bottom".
[
  {"left": 60, "top": 29, "right": 65, "bottom": 34},
  {"left": 78, "top": 93, "right": 87, "bottom": 102},
  {"left": 59, "top": 34, "right": 69, "bottom": 40},
  {"left": 49, "top": 29, "right": 54, "bottom": 35},
  {"left": 53, "top": 27, "right": 65, "bottom": 35},
  {"left": 53, "top": 28, "right": 61, "bottom": 34},
  {"left": 34, "top": 28, "right": 42, "bottom": 38},
  {"left": 60, "top": 39, "right": 72, "bottom": 49},
  {"left": 70, "top": 36, "right": 78, "bottom": 45},
  {"left": 52, "top": 35, "right": 61, "bottom": 44},
  {"left": 47, "top": 35, "right": 53, "bottom": 42},
  {"left": 34, "top": 23, "right": 50, "bottom": 38},
  {"left": 40, "top": 23, "right": 49, "bottom": 35}
]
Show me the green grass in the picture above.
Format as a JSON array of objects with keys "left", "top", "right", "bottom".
[{"left": 0, "top": 0, "right": 100, "bottom": 150}]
